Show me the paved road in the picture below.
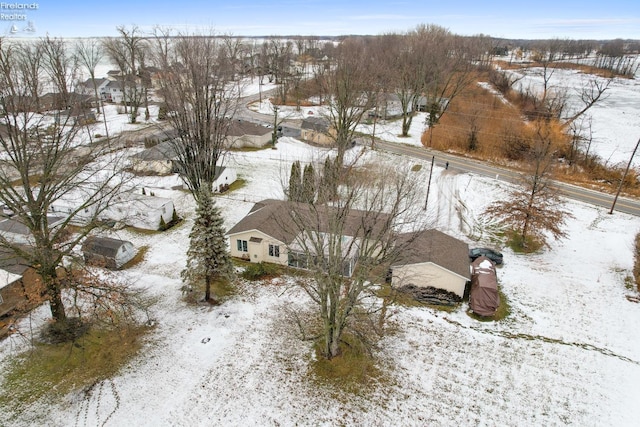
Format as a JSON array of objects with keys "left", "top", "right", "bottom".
[
  {"left": 372, "top": 140, "right": 640, "bottom": 217},
  {"left": 237, "top": 94, "right": 640, "bottom": 217}
]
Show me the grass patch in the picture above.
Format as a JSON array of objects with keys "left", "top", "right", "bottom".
[
  {"left": 308, "top": 334, "right": 385, "bottom": 396},
  {"left": 226, "top": 178, "right": 247, "bottom": 193},
  {"left": 121, "top": 245, "right": 149, "bottom": 269},
  {"left": 182, "top": 276, "right": 237, "bottom": 304},
  {"left": 410, "top": 164, "right": 422, "bottom": 172},
  {"left": 0, "top": 324, "right": 150, "bottom": 419},
  {"left": 505, "top": 231, "right": 543, "bottom": 254}
]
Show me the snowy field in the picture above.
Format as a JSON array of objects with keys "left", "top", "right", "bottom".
[
  {"left": 1, "top": 70, "right": 640, "bottom": 426},
  {"left": 509, "top": 66, "right": 640, "bottom": 167}
]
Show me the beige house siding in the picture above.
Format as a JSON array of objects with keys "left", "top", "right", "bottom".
[
  {"left": 300, "top": 129, "right": 334, "bottom": 146},
  {"left": 392, "top": 261, "right": 468, "bottom": 297},
  {"left": 131, "top": 158, "right": 173, "bottom": 175},
  {"left": 229, "top": 230, "right": 288, "bottom": 265}
]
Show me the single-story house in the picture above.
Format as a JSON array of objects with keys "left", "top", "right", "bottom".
[
  {"left": 300, "top": 117, "right": 333, "bottom": 146},
  {"left": 191, "top": 166, "right": 237, "bottom": 193},
  {"left": 227, "top": 199, "right": 390, "bottom": 277},
  {"left": 129, "top": 140, "right": 237, "bottom": 191},
  {"left": 82, "top": 236, "right": 137, "bottom": 269},
  {"left": 390, "top": 229, "right": 471, "bottom": 298},
  {"left": 469, "top": 256, "right": 500, "bottom": 317},
  {"left": 103, "top": 192, "right": 175, "bottom": 231},
  {"left": 0, "top": 216, "right": 65, "bottom": 245},
  {"left": 130, "top": 141, "right": 179, "bottom": 175},
  {"left": 227, "top": 120, "right": 273, "bottom": 148}
]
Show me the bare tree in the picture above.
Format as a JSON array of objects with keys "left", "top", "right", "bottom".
[
  {"left": 485, "top": 122, "right": 573, "bottom": 250},
  {"left": 0, "top": 38, "right": 127, "bottom": 324},
  {"left": 75, "top": 38, "right": 110, "bottom": 139},
  {"left": 320, "top": 37, "right": 377, "bottom": 168},
  {"left": 103, "top": 26, "right": 147, "bottom": 124},
  {"left": 151, "top": 29, "right": 240, "bottom": 204},
  {"left": 284, "top": 159, "right": 428, "bottom": 359}
]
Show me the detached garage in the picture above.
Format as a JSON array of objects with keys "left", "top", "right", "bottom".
[{"left": 391, "top": 229, "right": 471, "bottom": 298}]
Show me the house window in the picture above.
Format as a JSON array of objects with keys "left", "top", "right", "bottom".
[
  {"left": 269, "top": 244, "right": 280, "bottom": 258},
  {"left": 236, "top": 239, "right": 248, "bottom": 252}
]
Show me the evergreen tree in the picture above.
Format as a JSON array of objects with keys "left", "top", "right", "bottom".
[
  {"left": 318, "top": 156, "right": 337, "bottom": 203},
  {"left": 288, "top": 160, "right": 302, "bottom": 202},
  {"left": 182, "top": 190, "right": 233, "bottom": 302},
  {"left": 302, "top": 163, "right": 316, "bottom": 204}
]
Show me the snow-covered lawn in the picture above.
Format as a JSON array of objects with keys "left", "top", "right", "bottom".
[
  {"left": 2, "top": 66, "right": 640, "bottom": 426},
  {"left": 2, "top": 134, "right": 640, "bottom": 426}
]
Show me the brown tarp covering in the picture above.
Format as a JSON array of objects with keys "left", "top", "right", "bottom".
[{"left": 469, "top": 256, "right": 500, "bottom": 316}]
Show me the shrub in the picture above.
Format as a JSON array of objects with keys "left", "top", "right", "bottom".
[{"left": 241, "top": 262, "right": 280, "bottom": 280}]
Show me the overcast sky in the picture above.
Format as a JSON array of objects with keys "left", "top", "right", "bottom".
[{"left": 3, "top": 0, "right": 638, "bottom": 39}]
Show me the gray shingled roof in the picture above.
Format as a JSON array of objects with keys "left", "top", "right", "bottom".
[
  {"left": 82, "top": 236, "right": 132, "bottom": 258},
  {"left": 227, "top": 199, "right": 391, "bottom": 245},
  {"left": 227, "top": 120, "right": 271, "bottom": 137},
  {"left": 301, "top": 117, "right": 329, "bottom": 132},
  {"left": 393, "top": 230, "right": 470, "bottom": 279}
]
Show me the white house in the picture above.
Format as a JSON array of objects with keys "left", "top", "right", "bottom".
[
  {"left": 390, "top": 230, "right": 471, "bottom": 298},
  {"left": 77, "top": 78, "right": 110, "bottom": 97},
  {"left": 104, "top": 192, "right": 174, "bottom": 231},
  {"left": 0, "top": 216, "right": 65, "bottom": 245},
  {"left": 227, "top": 120, "right": 273, "bottom": 148}
]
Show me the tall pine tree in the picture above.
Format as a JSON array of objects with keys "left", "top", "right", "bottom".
[
  {"left": 182, "top": 190, "right": 233, "bottom": 302},
  {"left": 288, "top": 160, "right": 302, "bottom": 202},
  {"left": 302, "top": 163, "right": 316, "bottom": 204}
]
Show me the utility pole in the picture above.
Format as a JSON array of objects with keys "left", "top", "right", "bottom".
[
  {"left": 423, "top": 155, "right": 435, "bottom": 210},
  {"left": 271, "top": 105, "right": 279, "bottom": 149},
  {"left": 609, "top": 136, "right": 640, "bottom": 214}
]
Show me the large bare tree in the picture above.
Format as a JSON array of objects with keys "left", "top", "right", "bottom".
[
  {"left": 320, "top": 37, "right": 377, "bottom": 168},
  {"left": 0, "top": 38, "right": 127, "bottom": 323},
  {"left": 151, "top": 30, "right": 241, "bottom": 204},
  {"left": 284, "top": 159, "right": 428, "bottom": 359}
]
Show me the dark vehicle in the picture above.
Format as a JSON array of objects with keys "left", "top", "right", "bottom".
[{"left": 469, "top": 247, "right": 503, "bottom": 265}]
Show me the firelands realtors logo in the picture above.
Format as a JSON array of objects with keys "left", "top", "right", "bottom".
[{"left": 1, "top": 3, "right": 39, "bottom": 34}]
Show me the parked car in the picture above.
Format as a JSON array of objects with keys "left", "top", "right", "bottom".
[{"left": 469, "top": 247, "right": 503, "bottom": 265}]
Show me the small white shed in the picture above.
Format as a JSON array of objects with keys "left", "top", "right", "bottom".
[{"left": 82, "top": 236, "right": 137, "bottom": 269}]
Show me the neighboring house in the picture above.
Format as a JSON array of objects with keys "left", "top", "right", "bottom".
[
  {"left": 103, "top": 77, "right": 142, "bottom": 104},
  {"left": 227, "top": 199, "right": 390, "bottom": 277},
  {"left": 77, "top": 78, "right": 110, "bottom": 97},
  {"left": 0, "top": 216, "right": 65, "bottom": 245},
  {"left": 390, "top": 229, "right": 471, "bottom": 298},
  {"left": 129, "top": 140, "right": 237, "bottom": 191},
  {"left": 370, "top": 93, "right": 407, "bottom": 119},
  {"left": 300, "top": 117, "right": 333, "bottom": 145},
  {"left": 469, "top": 256, "right": 500, "bottom": 317},
  {"left": 130, "top": 141, "right": 179, "bottom": 175},
  {"left": 82, "top": 236, "right": 137, "bottom": 269},
  {"left": 0, "top": 247, "right": 40, "bottom": 318},
  {"left": 227, "top": 120, "right": 273, "bottom": 148},
  {"left": 191, "top": 166, "right": 237, "bottom": 193},
  {"left": 104, "top": 192, "right": 175, "bottom": 231}
]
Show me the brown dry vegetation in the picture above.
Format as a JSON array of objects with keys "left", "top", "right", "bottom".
[{"left": 421, "top": 70, "right": 640, "bottom": 196}]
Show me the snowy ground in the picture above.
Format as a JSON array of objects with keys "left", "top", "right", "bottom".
[{"left": 2, "top": 71, "right": 640, "bottom": 426}]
